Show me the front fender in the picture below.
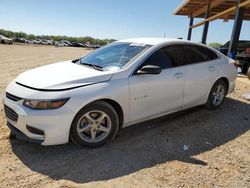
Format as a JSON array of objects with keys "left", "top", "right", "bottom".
[{"left": 65, "top": 79, "right": 130, "bottom": 125}]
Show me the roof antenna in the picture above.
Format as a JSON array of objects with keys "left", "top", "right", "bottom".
[
  {"left": 164, "top": 32, "right": 166, "bottom": 38},
  {"left": 178, "top": 37, "right": 183, "bottom": 40}
]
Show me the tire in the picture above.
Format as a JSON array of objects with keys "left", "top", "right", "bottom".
[
  {"left": 70, "top": 101, "right": 119, "bottom": 148},
  {"left": 204, "top": 80, "right": 227, "bottom": 110},
  {"left": 0, "top": 40, "right": 5, "bottom": 44},
  {"left": 9, "top": 130, "right": 16, "bottom": 139}
]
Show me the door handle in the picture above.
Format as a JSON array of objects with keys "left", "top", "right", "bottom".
[
  {"left": 208, "top": 66, "right": 215, "bottom": 71},
  {"left": 174, "top": 72, "right": 183, "bottom": 78}
]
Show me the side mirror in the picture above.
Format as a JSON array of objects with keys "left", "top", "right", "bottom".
[{"left": 137, "top": 65, "right": 161, "bottom": 75}]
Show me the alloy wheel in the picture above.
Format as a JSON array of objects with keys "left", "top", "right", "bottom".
[
  {"left": 212, "top": 84, "right": 225, "bottom": 106},
  {"left": 76, "top": 110, "right": 112, "bottom": 143}
]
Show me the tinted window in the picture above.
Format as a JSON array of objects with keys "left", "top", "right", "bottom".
[
  {"left": 142, "top": 49, "right": 173, "bottom": 69},
  {"left": 184, "top": 45, "right": 218, "bottom": 65},
  {"left": 194, "top": 46, "right": 218, "bottom": 60},
  {"left": 162, "top": 45, "right": 183, "bottom": 67},
  {"left": 238, "top": 41, "right": 250, "bottom": 48}
]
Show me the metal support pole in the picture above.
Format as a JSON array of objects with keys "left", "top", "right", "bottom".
[
  {"left": 201, "top": 2, "right": 211, "bottom": 44},
  {"left": 187, "top": 17, "right": 194, "bottom": 40},
  {"left": 227, "top": 2, "right": 245, "bottom": 57}
]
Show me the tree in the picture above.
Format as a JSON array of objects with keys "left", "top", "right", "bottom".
[
  {"left": 209, "top": 43, "right": 223, "bottom": 48},
  {"left": 0, "top": 29, "right": 116, "bottom": 45}
]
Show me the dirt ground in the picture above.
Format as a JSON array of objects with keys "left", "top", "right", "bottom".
[{"left": 0, "top": 44, "right": 249, "bottom": 188}]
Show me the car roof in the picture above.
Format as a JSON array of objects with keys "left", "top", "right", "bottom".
[
  {"left": 118, "top": 38, "right": 186, "bottom": 45},
  {"left": 116, "top": 38, "right": 206, "bottom": 46},
  {"left": 116, "top": 38, "right": 221, "bottom": 55}
]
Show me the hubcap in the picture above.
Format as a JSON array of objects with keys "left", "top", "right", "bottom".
[
  {"left": 77, "top": 110, "right": 111, "bottom": 143},
  {"left": 212, "top": 84, "right": 225, "bottom": 106}
]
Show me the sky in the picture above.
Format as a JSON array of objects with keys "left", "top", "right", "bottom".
[{"left": 0, "top": 0, "right": 249, "bottom": 44}]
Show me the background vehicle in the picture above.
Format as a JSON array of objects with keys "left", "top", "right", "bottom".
[
  {"left": 3, "top": 38, "right": 237, "bottom": 147},
  {"left": 13, "top": 38, "right": 27, "bottom": 43},
  {"left": 40, "top": 39, "right": 51, "bottom": 45},
  {"left": 26, "top": 39, "right": 36, "bottom": 44},
  {"left": 61, "top": 40, "right": 72, "bottom": 46},
  {"left": 219, "top": 40, "right": 250, "bottom": 56},
  {"left": 55, "top": 41, "right": 68, "bottom": 47},
  {"left": 32, "top": 39, "right": 42, "bottom": 44},
  {"left": 91, "top": 44, "right": 101, "bottom": 49},
  {"left": 71, "top": 42, "right": 84, "bottom": 47},
  {"left": 0, "top": 35, "right": 13, "bottom": 44},
  {"left": 235, "top": 48, "right": 250, "bottom": 73}
]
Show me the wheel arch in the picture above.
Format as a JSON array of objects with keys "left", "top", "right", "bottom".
[
  {"left": 218, "top": 77, "right": 229, "bottom": 94},
  {"left": 99, "top": 99, "right": 124, "bottom": 128},
  {"left": 74, "top": 98, "right": 124, "bottom": 128},
  {"left": 205, "top": 76, "right": 229, "bottom": 103}
]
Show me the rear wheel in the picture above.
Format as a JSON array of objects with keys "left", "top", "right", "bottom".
[
  {"left": 204, "top": 80, "right": 227, "bottom": 110},
  {"left": 70, "top": 101, "right": 119, "bottom": 148}
]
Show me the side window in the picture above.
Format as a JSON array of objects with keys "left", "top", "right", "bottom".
[
  {"left": 142, "top": 48, "right": 173, "bottom": 69},
  {"left": 184, "top": 45, "right": 206, "bottom": 64},
  {"left": 162, "top": 45, "right": 184, "bottom": 67},
  {"left": 194, "top": 46, "right": 219, "bottom": 60},
  {"left": 184, "top": 45, "right": 218, "bottom": 65}
]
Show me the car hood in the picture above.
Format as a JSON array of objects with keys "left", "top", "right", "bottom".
[{"left": 15, "top": 61, "right": 114, "bottom": 90}]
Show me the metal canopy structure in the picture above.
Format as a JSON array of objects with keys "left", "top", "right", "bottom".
[{"left": 173, "top": 0, "right": 250, "bottom": 57}]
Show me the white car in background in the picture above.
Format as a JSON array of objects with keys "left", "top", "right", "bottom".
[
  {"left": 0, "top": 35, "right": 13, "bottom": 44},
  {"left": 3, "top": 38, "right": 237, "bottom": 147}
]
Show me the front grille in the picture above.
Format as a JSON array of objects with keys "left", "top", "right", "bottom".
[
  {"left": 6, "top": 92, "right": 23, "bottom": 102},
  {"left": 4, "top": 105, "right": 18, "bottom": 122}
]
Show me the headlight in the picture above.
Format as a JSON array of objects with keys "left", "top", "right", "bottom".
[{"left": 23, "top": 98, "right": 70, "bottom": 110}]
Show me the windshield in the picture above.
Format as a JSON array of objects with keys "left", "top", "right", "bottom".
[{"left": 79, "top": 42, "right": 151, "bottom": 71}]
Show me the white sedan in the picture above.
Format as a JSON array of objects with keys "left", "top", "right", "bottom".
[{"left": 3, "top": 38, "right": 237, "bottom": 147}]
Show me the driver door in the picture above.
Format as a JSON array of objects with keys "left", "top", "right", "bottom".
[{"left": 128, "top": 45, "right": 186, "bottom": 123}]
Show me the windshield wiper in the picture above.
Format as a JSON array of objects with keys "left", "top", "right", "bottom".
[{"left": 80, "top": 62, "right": 103, "bottom": 71}]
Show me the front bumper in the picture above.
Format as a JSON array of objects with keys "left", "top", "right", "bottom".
[
  {"left": 3, "top": 95, "right": 76, "bottom": 146},
  {"left": 7, "top": 122, "right": 43, "bottom": 144}
]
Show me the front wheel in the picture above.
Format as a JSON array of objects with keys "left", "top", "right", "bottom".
[
  {"left": 204, "top": 80, "right": 227, "bottom": 110},
  {"left": 70, "top": 101, "right": 119, "bottom": 148}
]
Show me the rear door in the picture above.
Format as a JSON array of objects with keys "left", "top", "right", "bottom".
[{"left": 182, "top": 45, "right": 220, "bottom": 108}]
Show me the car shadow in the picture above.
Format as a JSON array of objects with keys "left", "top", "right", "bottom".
[{"left": 10, "top": 97, "right": 250, "bottom": 183}]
